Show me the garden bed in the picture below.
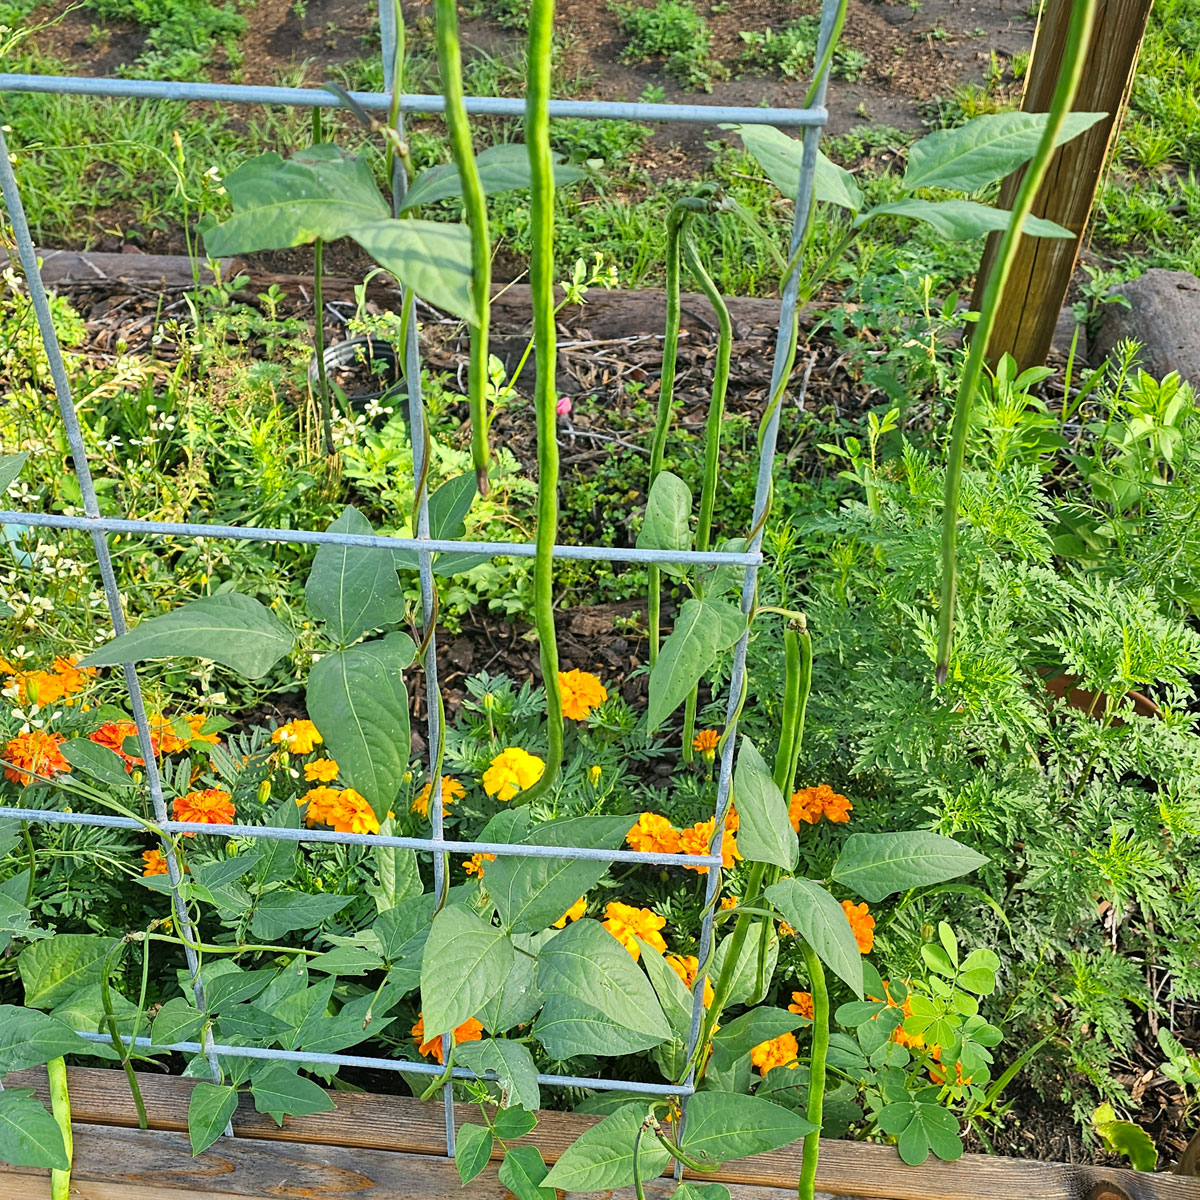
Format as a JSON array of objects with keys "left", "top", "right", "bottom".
[{"left": 2, "top": 1067, "right": 1196, "bottom": 1200}]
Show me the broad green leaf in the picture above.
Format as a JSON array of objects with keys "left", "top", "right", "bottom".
[
  {"left": 832, "top": 832, "right": 988, "bottom": 902},
  {"left": 856, "top": 198, "right": 1073, "bottom": 241},
  {"left": 269, "top": 976, "right": 337, "bottom": 1050},
  {"left": 903, "top": 111, "right": 1108, "bottom": 192},
  {"left": 475, "top": 932, "right": 541, "bottom": 1034},
  {"left": 0, "top": 1005, "right": 92, "bottom": 1071},
  {"left": 152, "top": 997, "right": 207, "bottom": 1046},
  {"left": 679, "top": 1091, "right": 816, "bottom": 1164},
  {"left": 0, "top": 1089, "right": 67, "bottom": 1169},
  {"left": 723, "top": 123, "right": 862, "bottom": 212},
  {"left": 306, "top": 631, "right": 415, "bottom": 819},
  {"left": 0, "top": 892, "right": 48, "bottom": 954},
  {"left": 58, "top": 738, "right": 132, "bottom": 788},
  {"left": 638, "top": 942, "right": 695, "bottom": 1038},
  {"left": 456, "top": 1122, "right": 495, "bottom": 1185},
  {"left": 497, "top": 1145, "right": 556, "bottom": 1200},
  {"left": 420, "top": 904, "right": 512, "bottom": 1036},
  {"left": 534, "top": 997, "right": 666, "bottom": 1058},
  {"left": 647, "top": 598, "right": 745, "bottom": 732},
  {"left": 190, "top": 854, "right": 264, "bottom": 898},
  {"left": 19, "top": 934, "right": 117, "bottom": 1009},
  {"left": 711, "top": 1007, "right": 805, "bottom": 1069},
  {"left": 188, "top": 1082, "right": 239, "bottom": 1155},
  {"left": 347, "top": 218, "right": 479, "bottom": 324},
  {"left": 733, "top": 738, "right": 797, "bottom": 870},
  {"left": 1094, "top": 1103, "right": 1158, "bottom": 1171},
  {"left": 492, "top": 1105, "right": 538, "bottom": 1140},
  {"left": 484, "top": 814, "right": 632, "bottom": 934},
  {"left": 250, "top": 1063, "right": 335, "bottom": 1126},
  {"left": 366, "top": 817, "right": 423, "bottom": 912},
  {"left": 0, "top": 452, "right": 29, "bottom": 494},
  {"left": 249, "top": 889, "right": 351, "bottom": 940},
  {"left": 256, "top": 797, "right": 301, "bottom": 887},
  {"left": 541, "top": 1102, "right": 671, "bottom": 1192},
  {"left": 394, "top": 473, "right": 489, "bottom": 576},
  {"left": 51, "top": 982, "right": 136, "bottom": 1039},
  {"left": 80, "top": 593, "right": 294, "bottom": 680},
  {"left": 876, "top": 1099, "right": 963, "bottom": 1165},
  {"left": 401, "top": 143, "right": 585, "bottom": 212},
  {"left": 636, "top": 470, "right": 693, "bottom": 578},
  {"left": 674, "top": 1185, "right": 733, "bottom": 1200},
  {"left": 204, "top": 965, "right": 279, "bottom": 1012},
  {"left": 712, "top": 928, "right": 778, "bottom": 1007},
  {"left": 307, "top": 943, "right": 385, "bottom": 976},
  {"left": 765, "top": 877, "right": 863, "bottom": 997},
  {"left": 372, "top": 891, "right": 439, "bottom": 960},
  {"left": 203, "top": 144, "right": 388, "bottom": 256},
  {"left": 456, "top": 1039, "right": 541, "bottom": 1112},
  {"left": 535, "top": 919, "right": 671, "bottom": 1050},
  {"left": 305, "top": 505, "right": 406, "bottom": 645}
]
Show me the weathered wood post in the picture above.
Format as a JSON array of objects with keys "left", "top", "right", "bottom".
[{"left": 972, "top": 0, "right": 1154, "bottom": 369}]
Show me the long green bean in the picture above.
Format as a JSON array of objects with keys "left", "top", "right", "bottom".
[
  {"left": 797, "top": 943, "right": 829, "bottom": 1200},
  {"left": 47, "top": 1056, "right": 72, "bottom": 1200},
  {"left": 312, "top": 107, "right": 333, "bottom": 457}
]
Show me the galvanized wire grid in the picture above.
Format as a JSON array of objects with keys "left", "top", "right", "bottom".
[{"left": 0, "top": 0, "right": 838, "bottom": 1158}]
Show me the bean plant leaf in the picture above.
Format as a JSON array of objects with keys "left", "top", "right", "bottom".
[
  {"left": 306, "top": 631, "right": 415, "bottom": 819},
  {"left": 497, "top": 1145, "right": 556, "bottom": 1200},
  {"left": 152, "top": 997, "right": 207, "bottom": 1046},
  {"left": 58, "top": 738, "right": 134, "bottom": 789},
  {"left": 678, "top": 1091, "right": 816, "bottom": 1163},
  {"left": 541, "top": 1102, "right": 672, "bottom": 1192},
  {"left": 80, "top": 593, "right": 294, "bottom": 680},
  {"left": 674, "top": 1185, "right": 733, "bottom": 1200},
  {"left": 188, "top": 1082, "right": 240, "bottom": 1156},
  {"left": 256, "top": 797, "right": 301, "bottom": 887},
  {"left": 647, "top": 598, "right": 746, "bottom": 732},
  {"left": 202, "top": 144, "right": 388, "bottom": 256},
  {"left": 723, "top": 123, "right": 863, "bottom": 212},
  {"left": 401, "top": 143, "right": 587, "bottom": 212},
  {"left": 637, "top": 470, "right": 693, "bottom": 578},
  {"left": 393, "top": 473, "right": 489, "bottom": 576},
  {"left": 856, "top": 198, "right": 1073, "bottom": 241},
  {"left": 902, "top": 111, "right": 1108, "bottom": 192},
  {"left": 346, "top": 217, "right": 479, "bottom": 324},
  {"left": 0, "top": 1004, "right": 93, "bottom": 1071},
  {"left": 712, "top": 927, "right": 778, "bottom": 1006},
  {"left": 0, "top": 1089, "right": 68, "bottom": 1170},
  {"left": 765, "top": 877, "right": 864, "bottom": 997},
  {"left": 833, "top": 832, "right": 988, "bottom": 901},
  {"left": 456, "top": 1122, "right": 495, "bottom": 1185},
  {"left": 19, "top": 934, "right": 117, "bottom": 1009},
  {"left": 250, "top": 1063, "right": 336, "bottom": 1126},
  {"left": 492, "top": 1106, "right": 538, "bottom": 1140},
  {"left": 638, "top": 942, "right": 695, "bottom": 1038},
  {"left": 733, "top": 738, "right": 797, "bottom": 870},
  {"left": 876, "top": 1099, "right": 963, "bottom": 1165},
  {"left": 305, "top": 505, "right": 407, "bottom": 645},
  {"left": 0, "top": 452, "right": 29, "bottom": 495},
  {"left": 420, "top": 904, "right": 513, "bottom": 1037},
  {"left": 249, "top": 889, "right": 351, "bottom": 940},
  {"left": 456, "top": 1038, "right": 541, "bottom": 1112}
]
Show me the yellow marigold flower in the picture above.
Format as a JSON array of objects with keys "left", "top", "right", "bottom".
[
  {"left": 588, "top": 764, "right": 602, "bottom": 786},
  {"left": 553, "top": 896, "right": 588, "bottom": 928},
  {"left": 750, "top": 1032, "right": 799, "bottom": 1077},
  {"left": 626, "top": 812, "right": 681, "bottom": 856},
  {"left": 842, "top": 900, "right": 875, "bottom": 954},
  {"left": 720, "top": 896, "right": 739, "bottom": 911},
  {"left": 779, "top": 920, "right": 796, "bottom": 938},
  {"left": 789, "top": 784, "right": 853, "bottom": 831},
  {"left": 141, "top": 849, "right": 169, "bottom": 877},
  {"left": 328, "top": 788, "right": 379, "bottom": 835},
  {"left": 412, "top": 775, "right": 466, "bottom": 818},
  {"left": 463, "top": 852, "right": 496, "bottom": 876},
  {"left": 679, "top": 818, "right": 741, "bottom": 874},
  {"left": 184, "top": 714, "right": 221, "bottom": 745},
  {"left": 412, "top": 1013, "right": 485, "bottom": 1064},
  {"left": 271, "top": 719, "right": 322, "bottom": 755},
  {"left": 666, "top": 954, "right": 714, "bottom": 1008},
  {"left": 172, "top": 788, "right": 235, "bottom": 834},
  {"left": 558, "top": 669, "right": 608, "bottom": 721},
  {"left": 304, "top": 758, "right": 340, "bottom": 783},
  {"left": 298, "top": 785, "right": 341, "bottom": 828},
  {"left": 4, "top": 730, "right": 70, "bottom": 786},
  {"left": 483, "top": 747, "right": 545, "bottom": 802},
  {"left": 603, "top": 901, "right": 667, "bottom": 961},
  {"left": 691, "top": 729, "right": 720, "bottom": 760},
  {"left": 789, "top": 990, "right": 814, "bottom": 1019}
]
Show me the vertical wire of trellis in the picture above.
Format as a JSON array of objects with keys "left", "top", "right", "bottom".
[{"left": 0, "top": 0, "right": 838, "bottom": 1159}]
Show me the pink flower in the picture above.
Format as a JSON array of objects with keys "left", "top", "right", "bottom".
[{"left": 556, "top": 396, "right": 572, "bottom": 416}]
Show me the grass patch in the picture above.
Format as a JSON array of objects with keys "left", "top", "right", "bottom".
[{"left": 614, "top": 0, "right": 726, "bottom": 91}]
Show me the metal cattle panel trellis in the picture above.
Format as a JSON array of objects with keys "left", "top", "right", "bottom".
[{"left": 0, "top": 0, "right": 839, "bottom": 1159}]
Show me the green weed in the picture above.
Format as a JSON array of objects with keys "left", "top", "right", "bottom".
[{"left": 614, "top": 0, "right": 726, "bottom": 91}]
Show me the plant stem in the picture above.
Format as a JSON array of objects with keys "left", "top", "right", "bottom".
[
  {"left": 311, "top": 107, "right": 334, "bottom": 457},
  {"left": 101, "top": 941, "right": 148, "bottom": 1130},
  {"left": 798, "top": 942, "right": 828, "bottom": 1200},
  {"left": 434, "top": 0, "right": 493, "bottom": 495},
  {"left": 517, "top": 0, "right": 563, "bottom": 803},
  {"left": 935, "top": 0, "right": 1097, "bottom": 682},
  {"left": 21, "top": 820, "right": 35, "bottom": 907},
  {"left": 47, "top": 1057, "right": 72, "bottom": 1200}
]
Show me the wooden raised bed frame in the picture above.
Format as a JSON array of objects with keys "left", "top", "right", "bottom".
[{"left": 1, "top": 1067, "right": 1197, "bottom": 1200}]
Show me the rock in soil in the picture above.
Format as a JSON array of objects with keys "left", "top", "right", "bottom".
[{"left": 1091, "top": 269, "right": 1200, "bottom": 384}]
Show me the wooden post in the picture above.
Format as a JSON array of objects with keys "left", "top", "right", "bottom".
[{"left": 972, "top": 0, "right": 1154, "bottom": 370}]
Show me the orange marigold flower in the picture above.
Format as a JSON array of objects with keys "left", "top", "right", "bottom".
[
  {"left": 172, "top": 788, "right": 235, "bottom": 834},
  {"left": 412, "top": 1013, "right": 485, "bottom": 1064},
  {"left": 779, "top": 921, "right": 796, "bottom": 938},
  {"left": 720, "top": 896, "right": 739, "bottom": 911},
  {"left": 142, "top": 848, "right": 169, "bottom": 877},
  {"left": 691, "top": 729, "right": 720, "bottom": 759},
  {"left": 789, "top": 991, "right": 814, "bottom": 1019},
  {"left": 328, "top": 788, "right": 379, "bottom": 835},
  {"left": 271, "top": 719, "right": 322, "bottom": 755},
  {"left": 483, "top": 747, "right": 545, "bottom": 802},
  {"left": 626, "top": 812, "right": 681, "bottom": 856},
  {"left": 553, "top": 896, "right": 588, "bottom": 928},
  {"left": 789, "top": 784, "right": 853, "bottom": 831},
  {"left": 298, "top": 785, "right": 342, "bottom": 828},
  {"left": 4, "top": 730, "right": 70, "bottom": 786},
  {"left": 90, "top": 720, "right": 155, "bottom": 769},
  {"left": 666, "top": 954, "right": 714, "bottom": 1008},
  {"left": 603, "top": 901, "right": 667, "bottom": 961},
  {"left": 184, "top": 714, "right": 221, "bottom": 746},
  {"left": 558, "top": 670, "right": 608, "bottom": 721},
  {"left": 304, "top": 758, "right": 340, "bottom": 783},
  {"left": 9, "top": 669, "right": 66, "bottom": 706},
  {"left": 679, "top": 818, "right": 741, "bottom": 874},
  {"left": 842, "top": 900, "right": 875, "bottom": 954},
  {"left": 148, "top": 713, "right": 190, "bottom": 755},
  {"left": 411, "top": 775, "right": 466, "bottom": 818},
  {"left": 463, "top": 852, "right": 496, "bottom": 876},
  {"left": 750, "top": 1032, "right": 799, "bottom": 1077}
]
